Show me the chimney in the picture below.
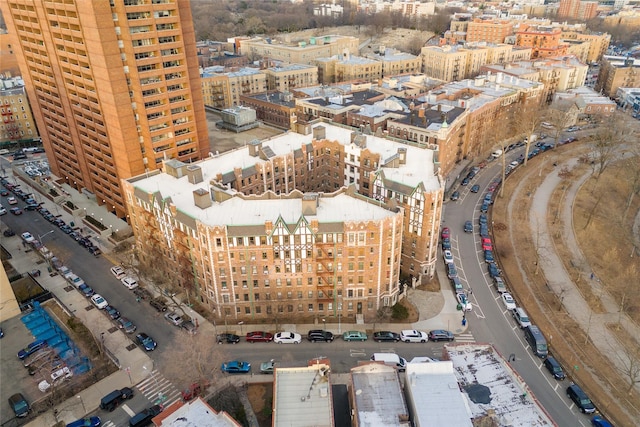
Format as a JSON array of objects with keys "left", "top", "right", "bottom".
[
  {"left": 301, "top": 193, "right": 318, "bottom": 216},
  {"left": 193, "top": 188, "right": 212, "bottom": 209},
  {"left": 418, "top": 107, "right": 425, "bottom": 118},
  {"left": 186, "top": 165, "right": 203, "bottom": 184},
  {"left": 248, "top": 139, "right": 262, "bottom": 157},
  {"left": 397, "top": 147, "right": 407, "bottom": 164},
  {"left": 313, "top": 126, "right": 326, "bottom": 140},
  {"left": 437, "top": 104, "right": 442, "bottom": 112}
]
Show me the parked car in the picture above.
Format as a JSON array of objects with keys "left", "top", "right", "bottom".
[
  {"left": 342, "top": 331, "right": 368, "bottom": 342},
  {"left": 164, "top": 311, "right": 183, "bottom": 326},
  {"left": 450, "top": 276, "right": 464, "bottom": 294},
  {"left": 117, "top": 317, "right": 137, "bottom": 334},
  {"left": 104, "top": 305, "right": 120, "bottom": 320},
  {"left": 484, "top": 250, "right": 494, "bottom": 263},
  {"left": 501, "top": 293, "right": 516, "bottom": 310},
  {"left": 246, "top": 331, "right": 273, "bottom": 343},
  {"left": 446, "top": 263, "right": 457, "bottom": 279},
  {"left": 217, "top": 333, "right": 240, "bottom": 344},
  {"left": 372, "top": 331, "right": 400, "bottom": 342},
  {"left": 456, "top": 293, "right": 472, "bottom": 311},
  {"left": 110, "top": 266, "right": 125, "bottom": 279},
  {"left": 488, "top": 263, "right": 501, "bottom": 278},
  {"left": 443, "top": 250, "right": 454, "bottom": 264},
  {"left": 441, "top": 227, "right": 450, "bottom": 239},
  {"left": 274, "top": 331, "right": 302, "bottom": 344},
  {"left": 464, "top": 220, "right": 473, "bottom": 233},
  {"left": 307, "top": 330, "right": 334, "bottom": 342},
  {"left": 400, "top": 329, "right": 428, "bottom": 343},
  {"left": 449, "top": 191, "right": 459, "bottom": 201},
  {"left": 135, "top": 333, "right": 157, "bottom": 351},
  {"left": 221, "top": 360, "right": 251, "bottom": 374},
  {"left": 591, "top": 415, "right": 613, "bottom": 427},
  {"left": 481, "top": 237, "right": 492, "bottom": 251},
  {"left": 428, "top": 330, "right": 454, "bottom": 342},
  {"left": 479, "top": 213, "right": 487, "bottom": 225},
  {"left": 493, "top": 277, "right": 507, "bottom": 293},
  {"left": 480, "top": 202, "right": 489, "bottom": 213},
  {"left": 181, "top": 320, "right": 197, "bottom": 335},
  {"left": 149, "top": 298, "right": 168, "bottom": 312},
  {"left": 7, "top": 196, "right": 17, "bottom": 205},
  {"left": 566, "top": 383, "right": 596, "bottom": 414},
  {"left": 121, "top": 277, "right": 138, "bottom": 290},
  {"left": 8, "top": 393, "right": 29, "bottom": 418},
  {"left": 543, "top": 356, "right": 566, "bottom": 380},
  {"left": 65, "top": 416, "right": 101, "bottom": 427},
  {"left": 10, "top": 207, "right": 22, "bottom": 215},
  {"left": 441, "top": 237, "right": 451, "bottom": 250},
  {"left": 91, "top": 294, "right": 108, "bottom": 309},
  {"left": 18, "top": 339, "right": 47, "bottom": 359},
  {"left": 129, "top": 405, "right": 163, "bottom": 426},
  {"left": 78, "top": 284, "right": 95, "bottom": 298},
  {"left": 470, "top": 184, "right": 480, "bottom": 193},
  {"left": 21, "top": 231, "right": 35, "bottom": 243},
  {"left": 260, "top": 360, "right": 276, "bottom": 374},
  {"left": 3, "top": 228, "right": 15, "bottom": 236}
]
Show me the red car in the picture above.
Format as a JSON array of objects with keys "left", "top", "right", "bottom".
[
  {"left": 441, "top": 227, "right": 450, "bottom": 239},
  {"left": 246, "top": 331, "right": 273, "bottom": 343},
  {"left": 481, "top": 237, "right": 492, "bottom": 251}
]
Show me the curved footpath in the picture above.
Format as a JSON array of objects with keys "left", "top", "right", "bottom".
[{"left": 529, "top": 156, "right": 640, "bottom": 391}]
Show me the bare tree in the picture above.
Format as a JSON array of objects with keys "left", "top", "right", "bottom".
[
  {"left": 544, "top": 102, "right": 575, "bottom": 147},
  {"left": 622, "top": 150, "right": 640, "bottom": 221},
  {"left": 158, "top": 332, "right": 229, "bottom": 391},
  {"left": 510, "top": 101, "right": 546, "bottom": 166}
]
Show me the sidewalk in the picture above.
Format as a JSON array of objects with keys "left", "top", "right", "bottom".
[{"left": 5, "top": 167, "right": 469, "bottom": 424}]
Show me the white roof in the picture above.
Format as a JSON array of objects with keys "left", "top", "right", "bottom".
[
  {"left": 130, "top": 122, "right": 439, "bottom": 227},
  {"left": 156, "top": 398, "right": 239, "bottom": 426},
  {"left": 405, "top": 361, "right": 473, "bottom": 427},
  {"left": 273, "top": 365, "right": 333, "bottom": 427},
  {"left": 446, "top": 344, "right": 554, "bottom": 426},
  {"left": 351, "top": 363, "right": 409, "bottom": 426}
]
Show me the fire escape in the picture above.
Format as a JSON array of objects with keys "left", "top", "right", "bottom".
[{"left": 2, "top": 109, "right": 19, "bottom": 143}]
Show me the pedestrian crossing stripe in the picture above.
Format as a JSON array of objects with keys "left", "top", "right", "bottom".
[
  {"left": 136, "top": 370, "right": 182, "bottom": 408},
  {"left": 455, "top": 333, "right": 475, "bottom": 343},
  {"left": 101, "top": 421, "right": 116, "bottom": 427}
]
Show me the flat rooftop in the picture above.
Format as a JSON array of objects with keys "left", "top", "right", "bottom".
[
  {"left": 351, "top": 363, "right": 409, "bottom": 426},
  {"left": 273, "top": 365, "right": 333, "bottom": 427}
]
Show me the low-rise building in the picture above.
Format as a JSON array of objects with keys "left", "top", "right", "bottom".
[
  {"left": 152, "top": 397, "right": 241, "bottom": 426},
  {"left": 616, "top": 87, "right": 640, "bottom": 115},
  {"left": 516, "top": 25, "right": 569, "bottom": 59},
  {"left": 560, "top": 31, "right": 610, "bottom": 64},
  {"left": 273, "top": 364, "right": 333, "bottom": 427},
  {"left": 316, "top": 52, "right": 383, "bottom": 84},
  {"left": 264, "top": 63, "right": 318, "bottom": 92},
  {"left": 240, "top": 35, "right": 359, "bottom": 65},
  {"left": 596, "top": 55, "right": 640, "bottom": 99},
  {"left": 404, "top": 360, "right": 473, "bottom": 427},
  {"left": 349, "top": 363, "right": 409, "bottom": 426},
  {"left": 367, "top": 48, "right": 422, "bottom": 78},
  {"left": 201, "top": 67, "right": 267, "bottom": 110},
  {"left": 554, "top": 87, "right": 617, "bottom": 118},
  {"left": 240, "top": 92, "right": 298, "bottom": 130},
  {"left": 0, "top": 77, "right": 39, "bottom": 146}
]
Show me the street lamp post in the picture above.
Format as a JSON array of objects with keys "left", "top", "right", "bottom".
[
  {"left": 38, "top": 230, "right": 55, "bottom": 244},
  {"left": 76, "top": 395, "right": 86, "bottom": 415},
  {"left": 322, "top": 318, "right": 326, "bottom": 331}
]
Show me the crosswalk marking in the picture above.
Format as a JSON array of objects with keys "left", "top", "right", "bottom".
[
  {"left": 455, "top": 333, "right": 476, "bottom": 343},
  {"left": 121, "top": 403, "right": 136, "bottom": 417},
  {"left": 101, "top": 421, "right": 116, "bottom": 427},
  {"left": 136, "top": 370, "right": 181, "bottom": 408}
]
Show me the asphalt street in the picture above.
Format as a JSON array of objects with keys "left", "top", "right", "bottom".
[{"left": 444, "top": 141, "right": 591, "bottom": 426}]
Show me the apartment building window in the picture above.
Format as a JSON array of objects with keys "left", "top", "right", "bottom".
[
  {"left": 219, "top": 267, "right": 225, "bottom": 276},
  {"left": 221, "top": 281, "right": 227, "bottom": 289},
  {"left": 264, "top": 279, "right": 270, "bottom": 287},
  {"left": 298, "top": 304, "right": 303, "bottom": 312},
  {"left": 222, "top": 295, "right": 229, "bottom": 303},
  {"left": 308, "top": 304, "right": 314, "bottom": 312}
]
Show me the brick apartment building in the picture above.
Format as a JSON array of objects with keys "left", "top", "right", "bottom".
[
  {"left": 124, "top": 122, "right": 444, "bottom": 323},
  {"left": 516, "top": 25, "right": 569, "bottom": 59}
]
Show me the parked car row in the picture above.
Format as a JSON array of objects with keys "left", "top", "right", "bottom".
[
  {"left": 222, "top": 329, "right": 454, "bottom": 345},
  {"left": 441, "top": 228, "right": 472, "bottom": 311}
]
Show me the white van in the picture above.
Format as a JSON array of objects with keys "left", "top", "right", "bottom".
[
  {"left": 491, "top": 149, "right": 503, "bottom": 159},
  {"left": 370, "top": 353, "right": 407, "bottom": 371}
]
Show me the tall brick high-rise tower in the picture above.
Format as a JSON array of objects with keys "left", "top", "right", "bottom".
[{"left": 0, "top": 0, "right": 208, "bottom": 218}]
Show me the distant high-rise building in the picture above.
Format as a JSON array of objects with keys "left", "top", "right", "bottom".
[
  {"left": 0, "top": 0, "right": 209, "bottom": 218},
  {"left": 558, "top": 0, "right": 598, "bottom": 20}
]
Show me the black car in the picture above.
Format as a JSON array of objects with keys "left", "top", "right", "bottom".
[
  {"left": 372, "top": 331, "right": 401, "bottom": 342},
  {"left": 543, "top": 356, "right": 565, "bottom": 380},
  {"left": 217, "top": 333, "right": 240, "bottom": 344},
  {"left": 488, "top": 263, "right": 500, "bottom": 278},
  {"left": 446, "top": 263, "right": 457, "bottom": 279},
  {"left": 149, "top": 298, "right": 168, "bottom": 312},
  {"left": 88, "top": 246, "right": 101, "bottom": 256},
  {"left": 105, "top": 305, "right": 121, "bottom": 320},
  {"left": 566, "top": 383, "right": 596, "bottom": 414},
  {"left": 461, "top": 177, "right": 470, "bottom": 186},
  {"left": 307, "top": 330, "right": 334, "bottom": 342},
  {"left": 464, "top": 220, "right": 473, "bottom": 233},
  {"left": 428, "top": 330, "right": 454, "bottom": 342},
  {"left": 3, "top": 228, "right": 15, "bottom": 237}
]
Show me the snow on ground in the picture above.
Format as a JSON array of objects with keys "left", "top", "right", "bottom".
[{"left": 446, "top": 344, "right": 554, "bottom": 426}]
